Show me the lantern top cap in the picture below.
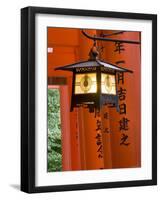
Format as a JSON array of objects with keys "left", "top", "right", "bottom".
[{"left": 55, "top": 59, "right": 133, "bottom": 73}]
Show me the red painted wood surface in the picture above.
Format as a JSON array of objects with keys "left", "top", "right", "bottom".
[{"left": 47, "top": 28, "right": 141, "bottom": 171}]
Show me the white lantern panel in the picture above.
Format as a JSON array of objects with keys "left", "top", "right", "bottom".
[
  {"left": 101, "top": 73, "right": 116, "bottom": 95},
  {"left": 75, "top": 73, "right": 97, "bottom": 94}
]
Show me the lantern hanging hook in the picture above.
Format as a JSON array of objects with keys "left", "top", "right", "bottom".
[
  {"left": 88, "top": 36, "right": 99, "bottom": 60},
  {"left": 93, "top": 35, "right": 96, "bottom": 46}
]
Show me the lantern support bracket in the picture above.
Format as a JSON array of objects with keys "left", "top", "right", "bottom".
[
  {"left": 100, "top": 31, "right": 126, "bottom": 37},
  {"left": 82, "top": 30, "right": 141, "bottom": 44}
]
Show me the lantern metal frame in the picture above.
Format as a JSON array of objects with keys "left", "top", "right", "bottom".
[{"left": 55, "top": 49, "right": 133, "bottom": 113}]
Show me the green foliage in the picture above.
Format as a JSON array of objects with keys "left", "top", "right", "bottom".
[{"left": 47, "top": 89, "right": 62, "bottom": 172}]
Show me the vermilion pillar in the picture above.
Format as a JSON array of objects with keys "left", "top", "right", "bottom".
[
  {"left": 103, "top": 31, "right": 141, "bottom": 168},
  {"left": 78, "top": 30, "right": 104, "bottom": 170},
  {"left": 48, "top": 28, "right": 81, "bottom": 171}
]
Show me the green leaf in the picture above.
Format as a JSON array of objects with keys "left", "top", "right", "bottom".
[{"left": 47, "top": 88, "right": 62, "bottom": 172}]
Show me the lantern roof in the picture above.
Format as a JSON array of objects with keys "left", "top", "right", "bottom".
[{"left": 55, "top": 59, "right": 133, "bottom": 73}]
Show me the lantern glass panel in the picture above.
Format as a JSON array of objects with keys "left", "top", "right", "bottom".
[
  {"left": 75, "top": 73, "right": 97, "bottom": 94},
  {"left": 101, "top": 73, "right": 116, "bottom": 95}
]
